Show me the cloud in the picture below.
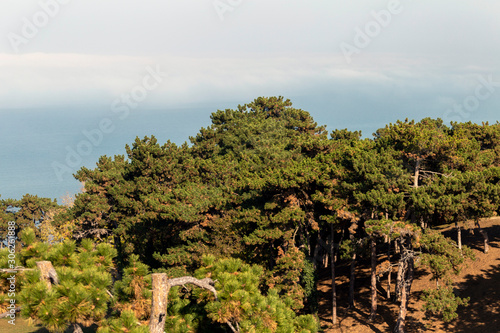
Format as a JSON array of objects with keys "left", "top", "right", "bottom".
[{"left": 0, "top": 52, "right": 499, "bottom": 116}]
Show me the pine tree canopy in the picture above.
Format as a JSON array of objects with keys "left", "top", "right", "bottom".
[{"left": 2, "top": 98, "right": 499, "bottom": 332}]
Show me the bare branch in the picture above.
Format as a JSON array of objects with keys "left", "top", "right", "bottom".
[
  {"left": 0, "top": 307, "right": 21, "bottom": 319},
  {"left": 167, "top": 276, "right": 218, "bottom": 301},
  {"left": 420, "top": 170, "right": 453, "bottom": 178},
  {"left": 226, "top": 321, "right": 240, "bottom": 333}
]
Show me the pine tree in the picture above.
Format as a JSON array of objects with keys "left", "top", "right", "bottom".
[
  {"left": 67, "top": 96, "right": 332, "bottom": 313},
  {"left": 391, "top": 222, "right": 419, "bottom": 333},
  {"left": 18, "top": 228, "right": 117, "bottom": 332},
  {"left": 420, "top": 229, "right": 474, "bottom": 323},
  {"left": 165, "top": 256, "right": 319, "bottom": 332},
  {"left": 0, "top": 195, "right": 16, "bottom": 246},
  {"left": 375, "top": 118, "right": 452, "bottom": 191},
  {"left": 97, "top": 310, "right": 148, "bottom": 333},
  {"left": 347, "top": 139, "right": 410, "bottom": 321},
  {"left": 58, "top": 99, "right": 498, "bottom": 332},
  {"left": 1, "top": 194, "right": 61, "bottom": 243},
  {"left": 112, "top": 254, "right": 152, "bottom": 324}
]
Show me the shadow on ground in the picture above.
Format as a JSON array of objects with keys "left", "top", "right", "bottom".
[
  {"left": 445, "top": 261, "right": 500, "bottom": 333},
  {"left": 442, "top": 222, "right": 500, "bottom": 253}
]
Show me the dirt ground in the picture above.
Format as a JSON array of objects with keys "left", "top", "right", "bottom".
[{"left": 317, "top": 217, "right": 500, "bottom": 333}]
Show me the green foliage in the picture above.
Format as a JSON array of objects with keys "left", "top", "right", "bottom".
[
  {"left": 65, "top": 97, "right": 336, "bottom": 313},
  {"left": 418, "top": 229, "right": 474, "bottom": 322},
  {"left": 0, "top": 247, "right": 23, "bottom": 313},
  {"left": 365, "top": 219, "right": 394, "bottom": 238},
  {"left": 11, "top": 98, "right": 496, "bottom": 331},
  {"left": 97, "top": 310, "right": 149, "bottom": 333},
  {"left": 330, "top": 128, "right": 362, "bottom": 143},
  {"left": 166, "top": 256, "right": 319, "bottom": 333},
  {"left": 0, "top": 194, "right": 61, "bottom": 243},
  {"left": 422, "top": 286, "right": 469, "bottom": 322},
  {"left": 0, "top": 196, "right": 16, "bottom": 245},
  {"left": 420, "top": 230, "right": 474, "bottom": 285},
  {"left": 450, "top": 121, "right": 500, "bottom": 169},
  {"left": 18, "top": 233, "right": 117, "bottom": 332},
  {"left": 375, "top": 118, "right": 452, "bottom": 169},
  {"left": 267, "top": 246, "right": 307, "bottom": 311},
  {"left": 351, "top": 143, "right": 411, "bottom": 218},
  {"left": 112, "top": 254, "right": 152, "bottom": 323},
  {"left": 411, "top": 167, "right": 500, "bottom": 227},
  {"left": 300, "top": 258, "right": 318, "bottom": 313},
  {"left": 19, "top": 227, "right": 37, "bottom": 247},
  {"left": 165, "top": 287, "right": 213, "bottom": 333}
]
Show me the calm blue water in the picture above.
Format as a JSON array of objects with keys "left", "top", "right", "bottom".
[
  {"left": 0, "top": 106, "right": 214, "bottom": 201},
  {"left": 5, "top": 99, "right": 491, "bottom": 202}
]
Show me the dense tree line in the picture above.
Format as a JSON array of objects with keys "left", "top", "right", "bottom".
[{"left": 1, "top": 96, "right": 499, "bottom": 332}]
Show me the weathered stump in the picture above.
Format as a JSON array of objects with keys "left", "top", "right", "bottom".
[
  {"left": 36, "top": 261, "right": 59, "bottom": 289},
  {"left": 149, "top": 273, "right": 169, "bottom": 333}
]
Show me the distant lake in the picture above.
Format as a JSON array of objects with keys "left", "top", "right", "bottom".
[{"left": 0, "top": 106, "right": 214, "bottom": 201}]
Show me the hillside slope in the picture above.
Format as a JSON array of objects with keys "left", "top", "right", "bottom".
[{"left": 318, "top": 217, "right": 500, "bottom": 333}]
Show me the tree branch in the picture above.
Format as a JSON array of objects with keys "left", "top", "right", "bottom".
[
  {"left": 0, "top": 307, "right": 21, "bottom": 319},
  {"left": 419, "top": 170, "right": 452, "bottom": 178},
  {"left": 167, "top": 276, "right": 218, "bottom": 301},
  {"left": 150, "top": 275, "right": 235, "bottom": 333}
]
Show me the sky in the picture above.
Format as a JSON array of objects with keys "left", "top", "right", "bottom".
[
  {"left": 1, "top": 0, "right": 500, "bottom": 199},
  {"left": 1, "top": 1, "right": 500, "bottom": 124}
]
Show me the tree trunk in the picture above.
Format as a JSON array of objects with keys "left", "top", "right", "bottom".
[
  {"left": 456, "top": 222, "right": 462, "bottom": 251},
  {"left": 330, "top": 225, "right": 337, "bottom": 325},
  {"left": 36, "top": 261, "right": 59, "bottom": 289},
  {"left": 313, "top": 241, "right": 320, "bottom": 269},
  {"left": 72, "top": 323, "right": 84, "bottom": 333},
  {"left": 393, "top": 240, "right": 403, "bottom": 303},
  {"left": 369, "top": 238, "right": 377, "bottom": 321},
  {"left": 348, "top": 252, "right": 356, "bottom": 308},
  {"left": 413, "top": 159, "right": 421, "bottom": 188},
  {"left": 394, "top": 241, "right": 415, "bottom": 333},
  {"left": 420, "top": 218, "right": 427, "bottom": 230},
  {"left": 149, "top": 274, "right": 221, "bottom": 333},
  {"left": 313, "top": 233, "right": 324, "bottom": 269},
  {"left": 406, "top": 254, "right": 414, "bottom": 297},
  {"left": 150, "top": 273, "right": 169, "bottom": 333},
  {"left": 305, "top": 226, "right": 311, "bottom": 257},
  {"left": 0, "top": 261, "right": 57, "bottom": 321},
  {"left": 323, "top": 234, "right": 329, "bottom": 269},
  {"left": 113, "top": 232, "right": 124, "bottom": 280},
  {"left": 387, "top": 236, "right": 392, "bottom": 299},
  {"left": 393, "top": 277, "right": 407, "bottom": 333},
  {"left": 387, "top": 267, "right": 392, "bottom": 300},
  {"left": 475, "top": 220, "right": 489, "bottom": 253}
]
